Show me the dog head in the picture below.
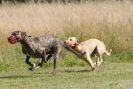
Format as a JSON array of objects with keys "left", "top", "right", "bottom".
[
  {"left": 8, "top": 31, "right": 27, "bottom": 44},
  {"left": 64, "top": 37, "right": 79, "bottom": 49}
]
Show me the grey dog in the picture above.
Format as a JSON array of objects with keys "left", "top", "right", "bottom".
[{"left": 8, "top": 31, "right": 62, "bottom": 75}]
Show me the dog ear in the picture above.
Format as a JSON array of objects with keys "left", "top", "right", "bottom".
[
  {"left": 76, "top": 40, "right": 79, "bottom": 43},
  {"left": 21, "top": 32, "right": 27, "bottom": 37}
]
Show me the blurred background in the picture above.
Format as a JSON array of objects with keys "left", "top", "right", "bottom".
[{"left": 0, "top": 0, "right": 133, "bottom": 72}]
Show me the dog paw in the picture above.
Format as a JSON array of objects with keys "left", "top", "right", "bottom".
[
  {"left": 94, "top": 62, "right": 97, "bottom": 65},
  {"left": 92, "top": 67, "right": 95, "bottom": 71},
  {"left": 38, "top": 63, "right": 43, "bottom": 67},
  {"left": 43, "top": 60, "right": 47, "bottom": 63},
  {"left": 96, "top": 61, "right": 103, "bottom": 67},
  {"left": 34, "top": 66, "right": 40, "bottom": 70},
  {"left": 96, "top": 63, "right": 101, "bottom": 67},
  {"left": 28, "top": 67, "right": 34, "bottom": 71},
  {"left": 32, "top": 63, "right": 36, "bottom": 68}
]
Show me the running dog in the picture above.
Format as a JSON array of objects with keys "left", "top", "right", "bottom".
[
  {"left": 64, "top": 37, "right": 112, "bottom": 70},
  {"left": 8, "top": 31, "right": 62, "bottom": 75}
]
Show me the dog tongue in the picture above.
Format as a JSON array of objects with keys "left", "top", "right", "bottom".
[{"left": 8, "top": 35, "right": 17, "bottom": 44}]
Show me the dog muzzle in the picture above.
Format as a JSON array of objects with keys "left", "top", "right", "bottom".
[
  {"left": 8, "top": 35, "right": 17, "bottom": 44},
  {"left": 64, "top": 41, "right": 77, "bottom": 49}
]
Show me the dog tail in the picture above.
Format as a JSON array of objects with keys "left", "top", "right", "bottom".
[{"left": 105, "top": 49, "right": 112, "bottom": 56}]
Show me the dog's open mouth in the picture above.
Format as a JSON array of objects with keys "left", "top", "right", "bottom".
[
  {"left": 64, "top": 41, "right": 76, "bottom": 49},
  {"left": 8, "top": 35, "right": 17, "bottom": 44}
]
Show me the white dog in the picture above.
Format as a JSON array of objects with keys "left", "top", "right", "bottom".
[{"left": 64, "top": 37, "right": 112, "bottom": 70}]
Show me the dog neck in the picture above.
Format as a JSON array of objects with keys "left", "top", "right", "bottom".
[
  {"left": 75, "top": 43, "right": 83, "bottom": 52},
  {"left": 20, "top": 36, "right": 32, "bottom": 47}
]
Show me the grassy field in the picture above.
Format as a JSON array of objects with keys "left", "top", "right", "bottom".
[
  {"left": 0, "top": 62, "right": 133, "bottom": 89},
  {"left": 0, "top": 1, "right": 133, "bottom": 89}
]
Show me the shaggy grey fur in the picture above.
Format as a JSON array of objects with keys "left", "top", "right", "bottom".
[{"left": 10, "top": 31, "right": 62, "bottom": 75}]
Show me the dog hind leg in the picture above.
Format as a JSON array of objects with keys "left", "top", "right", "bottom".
[
  {"left": 53, "top": 46, "right": 62, "bottom": 75},
  {"left": 33, "top": 60, "right": 43, "bottom": 70},
  {"left": 44, "top": 54, "right": 52, "bottom": 63}
]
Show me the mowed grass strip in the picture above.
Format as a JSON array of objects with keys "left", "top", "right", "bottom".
[{"left": 0, "top": 63, "right": 133, "bottom": 89}]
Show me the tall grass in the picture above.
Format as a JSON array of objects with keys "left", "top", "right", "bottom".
[{"left": 0, "top": 2, "right": 133, "bottom": 70}]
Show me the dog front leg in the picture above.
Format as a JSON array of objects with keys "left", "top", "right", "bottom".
[
  {"left": 25, "top": 56, "right": 35, "bottom": 71},
  {"left": 53, "top": 54, "right": 60, "bottom": 75},
  {"left": 85, "top": 54, "right": 95, "bottom": 71},
  {"left": 53, "top": 47, "right": 62, "bottom": 75},
  {"left": 37, "top": 58, "right": 44, "bottom": 68},
  {"left": 41, "top": 50, "right": 48, "bottom": 63}
]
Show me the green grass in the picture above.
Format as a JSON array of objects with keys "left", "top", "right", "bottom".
[
  {"left": 0, "top": 52, "right": 133, "bottom": 89},
  {"left": 0, "top": 2, "right": 133, "bottom": 89},
  {"left": 0, "top": 62, "right": 133, "bottom": 89},
  {"left": 0, "top": 50, "right": 133, "bottom": 72}
]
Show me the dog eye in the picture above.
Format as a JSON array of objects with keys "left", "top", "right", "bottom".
[
  {"left": 12, "top": 33, "right": 16, "bottom": 36},
  {"left": 70, "top": 39, "right": 72, "bottom": 41}
]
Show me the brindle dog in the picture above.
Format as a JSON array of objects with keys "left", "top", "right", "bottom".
[{"left": 8, "top": 31, "right": 62, "bottom": 75}]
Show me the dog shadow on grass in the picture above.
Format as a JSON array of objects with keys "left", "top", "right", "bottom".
[
  {"left": 0, "top": 72, "right": 44, "bottom": 79},
  {"left": 64, "top": 69, "right": 92, "bottom": 73},
  {"left": 0, "top": 75, "right": 39, "bottom": 79}
]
